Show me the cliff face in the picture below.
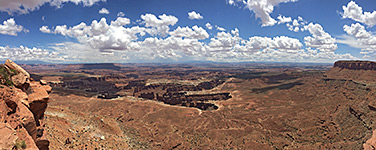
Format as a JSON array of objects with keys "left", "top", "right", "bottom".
[
  {"left": 334, "top": 60, "right": 376, "bottom": 70},
  {"left": 0, "top": 59, "right": 51, "bottom": 150},
  {"left": 326, "top": 60, "right": 376, "bottom": 83}
]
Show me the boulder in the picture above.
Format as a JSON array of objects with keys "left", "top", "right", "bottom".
[
  {"left": 4, "top": 59, "right": 30, "bottom": 78},
  {"left": 4, "top": 59, "right": 30, "bottom": 90},
  {"left": 40, "top": 80, "right": 47, "bottom": 85}
]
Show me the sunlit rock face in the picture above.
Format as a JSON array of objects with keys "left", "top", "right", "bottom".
[{"left": 0, "top": 59, "right": 51, "bottom": 150}]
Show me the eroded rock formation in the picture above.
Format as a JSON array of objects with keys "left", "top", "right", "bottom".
[
  {"left": 0, "top": 59, "right": 50, "bottom": 150},
  {"left": 326, "top": 60, "right": 376, "bottom": 83},
  {"left": 334, "top": 60, "right": 376, "bottom": 70}
]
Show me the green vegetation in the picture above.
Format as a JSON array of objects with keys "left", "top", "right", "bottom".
[
  {"left": 0, "top": 66, "right": 17, "bottom": 86},
  {"left": 14, "top": 140, "right": 26, "bottom": 149}
]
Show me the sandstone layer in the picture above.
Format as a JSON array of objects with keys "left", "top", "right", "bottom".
[
  {"left": 327, "top": 60, "right": 376, "bottom": 83},
  {"left": 334, "top": 60, "right": 376, "bottom": 70},
  {"left": 0, "top": 59, "right": 50, "bottom": 150}
]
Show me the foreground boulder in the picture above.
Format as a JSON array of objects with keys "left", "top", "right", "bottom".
[
  {"left": 3, "top": 59, "right": 30, "bottom": 91},
  {"left": 0, "top": 59, "right": 50, "bottom": 150}
]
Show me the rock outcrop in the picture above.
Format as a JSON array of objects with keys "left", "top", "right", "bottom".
[
  {"left": 0, "top": 59, "right": 50, "bottom": 150},
  {"left": 326, "top": 60, "right": 376, "bottom": 83},
  {"left": 334, "top": 60, "right": 376, "bottom": 70},
  {"left": 4, "top": 59, "right": 31, "bottom": 91}
]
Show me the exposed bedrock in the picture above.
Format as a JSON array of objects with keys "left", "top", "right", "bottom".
[
  {"left": 334, "top": 60, "right": 376, "bottom": 70},
  {"left": 0, "top": 59, "right": 51, "bottom": 150}
]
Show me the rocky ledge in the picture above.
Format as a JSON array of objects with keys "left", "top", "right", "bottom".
[
  {"left": 334, "top": 60, "right": 376, "bottom": 70},
  {"left": 0, "top": 59, "right": 51, "bottom": 150}
]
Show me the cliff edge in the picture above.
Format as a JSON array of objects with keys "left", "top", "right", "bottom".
[
  {"left": 334, "top": 60, "right": 376, "bottom": 70},
  {"left": 326, "top": 60, "right": 376, "bottom": 83},
  {"left": 0, "top": 59, "right": 51, "bottom": 150}
]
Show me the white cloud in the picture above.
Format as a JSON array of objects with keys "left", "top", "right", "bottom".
[
  {"left": 41, "top": 17, "right": 144, "bottom": 51},
  {"left": 0, "top": 18, "right": 28, "bottom": 36},
  {"left": 277, "top": 15, "right": 292, "bottom": 24},
  {"left": 141, "top": 13, "right": 178, "bottom": 36},
  {"left": 342, "top": 23, "right": 376, "bottom": 57},
  {"left": 99, "top": 8, "right": 109, "bottom": 14},
  {"left": 303, "top": 23, "right": 337, "bottom": 52},
  {"left": 343, "top": 23, "right": 371, "bottom": 39},
  {"left": 205, "top": 30, "right": 354, "bottom": 62},
  {"left": 342, "top": 1, "right": 376, "bottom": 27},
  {"left": 0, "top": 45, "right": 64, "bottom": 62},
  {"left": 39, "top": 14, "right": 355, "bottom": 63},
  {"left": 205, "top": 23, "right": 213, "bottom": 30},
  {"left": 240, "top": 36, "right": 302, "bottom": 52},
  {"left": 206, "top": 29, "right": 242, "bottom": 53},
  {"left": 188, "top": 11, "right": 203, "bottom": 20},
  {"left": 117, "top": 11, "right": 125, "bottom": 17},
  {"left": 337, "top": 34, "right": 368, "bottom": 50},
  {"left": 170, "top": 26, "right": 209, "bottom": 40},
  {"left": 216, "top": 25, "right": 226, "bottom": 31},
  {"left": 39, "top": 25, "right": 52, "bottom": 33},
  {"left": 285, "top": 16, "right": 307, "bottom": 32},
  {"left": 0, "top": 0, "right": 106, "bottom": 15},
  {"left": 49, "top": 42, "right": 129, "bottom": 62},
  {"left": 228, "top": 0, "right": 298, "bottom": 26}
]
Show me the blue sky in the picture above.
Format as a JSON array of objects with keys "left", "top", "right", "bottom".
[{"left": 0, "top": 0, "right": 375, "bottom": 63}]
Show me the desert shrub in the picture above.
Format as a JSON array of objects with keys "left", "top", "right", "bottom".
[
  {"left": 14, "top": 140, "right": 26, "bottom": 149},
  {"left": 0, "top": 67, "right": 16, "bottom": 86}
]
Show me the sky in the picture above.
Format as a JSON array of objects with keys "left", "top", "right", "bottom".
[{"left": 0, "top": 0, "right": 375, "bottom": 63}]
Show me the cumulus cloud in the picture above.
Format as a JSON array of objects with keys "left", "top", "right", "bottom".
[
  {"left": 228, "top": 0, "right": 298, "bottom": 26},
  {"left": 99, "top": 8, "right": 109, "bottom": 14},
  {"left": 342, "top": 1, "right": 376, "bottom": 27},
  {"left": 39, "top": 25, "right": 52, "bottom": 33},
  {"left": 205, "top": 23, "right": 213, "bottom": 30},
  {"left": 285, "top": 16, "right": 306, "bottom": 32},
  {"left": 188, "top": 11, "right": 203, "bottom": 20},
  {"left": 40, "top": 17, "right": 144, "bottom": 51},
  {"left": 0, "top": 45, "right": 64, "bottom": 62},
  {"left": 216, "top": 25, "right": 226, "bottom": 31},
  {"left": 204, "top": 29, "right": 353, "bottom": 62},
  {"left": 277, "top": 15, "right": 292, "bottom": 24},
  {"left": 141, "top": 13, "right": 178, "bottom": 36},
  {"left": 117, "top": 11, "right": 125, "bottom": 17},
  {"left": 0, "top": 0, "right": 106, "bottom": 15},
  {"left": 303, "top": 23, "right": 337, "bottom": 52},
  {"left": 39, "top": 14, "right": 355, "bottom": 63},
  {"left": 170, "top": 26, "right": 209, "bottom": 40},
  {"left": 0, "top": 18, "right": 28, "bottom": 36},
  {"left": 342, "top": 23, "right": 376, "bottom": 57}
]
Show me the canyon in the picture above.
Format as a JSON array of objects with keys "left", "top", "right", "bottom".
[{"left": 2, "top": 60, "right": 376, "bottom": 149}]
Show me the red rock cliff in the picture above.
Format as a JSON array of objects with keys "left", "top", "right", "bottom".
[
  {"left": 0, "top": 59, "right": 51, "bottom": 150},
  {"left": 334, "top": 60, "right": 376, "bottom": 70}
]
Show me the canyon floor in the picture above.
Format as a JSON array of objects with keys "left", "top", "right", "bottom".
[{"left": 24, "top": 62, "right": 376, "bottom": 149}]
